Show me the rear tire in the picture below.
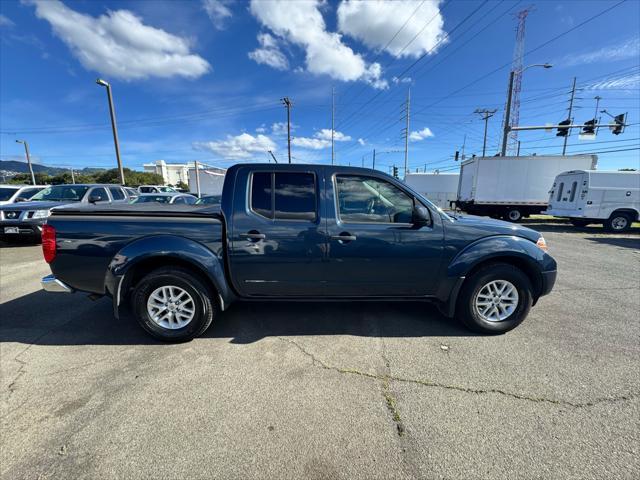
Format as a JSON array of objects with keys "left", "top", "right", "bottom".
[
  {"left": 457, "top": 263, "right": 533, "bottom": 334},
  {"left": 504, "top": 208, "right": 522, "bottom": 222},
  {"left": 604, "top": 213, "right": 632, "bottom": 232},
  {"left": 132, "top": 267, "right": 216, "bottom": 342}
]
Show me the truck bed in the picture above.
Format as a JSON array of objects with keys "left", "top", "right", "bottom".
[{"left": 50, "top": 203, "right": 223, "bottom": 219}]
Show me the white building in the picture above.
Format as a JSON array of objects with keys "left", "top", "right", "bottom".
[{"left": 143, "top": 160, "right": 190, "bottom": 186}]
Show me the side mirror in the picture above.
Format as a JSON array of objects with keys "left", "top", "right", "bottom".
[
  {"left": 88, "top": 195, "right": 102, "bottom": 204},
  {"left": 412, "top": 204, "right": 430, "bottom": 226}
]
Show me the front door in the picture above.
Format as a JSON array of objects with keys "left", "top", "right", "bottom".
[
  {"left": 324, "top": 173, "right": 444, "bottom": 296},
  {"left": 228, "top": 168, "right": 326, "bottom": 296}
]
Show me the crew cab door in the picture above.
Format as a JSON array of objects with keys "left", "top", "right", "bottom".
[
  {"left": 324, "top": 173, "right": 444, "bottom": 296},
  {"left": 228, "top": 168, "right": 326, "bottom": 296}
]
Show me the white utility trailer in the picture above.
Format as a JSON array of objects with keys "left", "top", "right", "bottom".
[
  {"left": 404, "top": 172, "right": 459, "bottom": 210},
  {"left": 545, "top": 170, "right": 639, "bottom": 232},
  {"left": 455, "top": 154, "right": 597, "bottom": 221},
  {"left": 188, "top": 168, "right": 225, "bottom": 196}
]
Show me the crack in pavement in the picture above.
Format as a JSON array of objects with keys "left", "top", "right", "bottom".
[{"left": 277, "top": 337, "right": 639, "bottom": 409}]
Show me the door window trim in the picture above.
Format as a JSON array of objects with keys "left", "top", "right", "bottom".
[
  {"left": 332, "top": 173, "right": 428, "bottom": 226},
  {"left": 248, "top": 170, "right": 319, "bottom": 222}
]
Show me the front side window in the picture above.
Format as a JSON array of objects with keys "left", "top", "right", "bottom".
[
  {"left": 335, "top": 175, "right": 415, "bottom": 224},
  {"left": 250, "top": 172, "right": 317, "bottom": 221},
  {"left": 89, "top": 187, "right": 109, "bottom": 202},
  {"left": 17, "top": 188, "right": 42, "bottom": 201}
]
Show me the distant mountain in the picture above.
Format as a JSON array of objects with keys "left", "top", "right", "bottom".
[{"left": 0, "top": 160, "right": 105, "bottom": 175}]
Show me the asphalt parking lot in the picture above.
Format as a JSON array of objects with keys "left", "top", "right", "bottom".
[{"left": 1, "top": 219, "right": 639, "bottom": 480}]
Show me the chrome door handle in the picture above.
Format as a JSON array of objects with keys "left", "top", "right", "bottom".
[
  {"left": 243, "top": 232, "right": 266, "bottom": 240},
  {"left": 331, "top": 233, "right": 356, "bottom": 242}
]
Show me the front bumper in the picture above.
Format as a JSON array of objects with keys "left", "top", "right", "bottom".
[
  {"left": 540, "top": 270, "right": 557, "bottom": 297},
  {"left": 41, "top": 274, "right": 74, "bottom": 293}
]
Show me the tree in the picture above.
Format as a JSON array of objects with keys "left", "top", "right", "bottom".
[{"left": 176, "top": 181, "right": 189, "bottom": 191}]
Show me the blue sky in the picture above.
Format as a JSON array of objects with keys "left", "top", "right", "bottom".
[{"left": 1, "top": 0, "right": 639, "bottom": 174}]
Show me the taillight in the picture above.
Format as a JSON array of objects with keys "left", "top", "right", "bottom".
[{"left": 42, "top": 224, "right": 56, "bottom": 263}]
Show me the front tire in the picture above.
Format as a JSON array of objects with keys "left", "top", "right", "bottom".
[
  {"left": 604, "top": 213, "right": 632, "bottom": 232},
  {"left": 457, "top": 263, "right": 533, "bottom": 334},
  {"left": 132, "top": 267, "right": 216, "bottom": 342}
]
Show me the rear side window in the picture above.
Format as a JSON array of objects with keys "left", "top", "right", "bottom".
[
  {"left": 109, "top": 187, "right": 125, "bottom": 200},
  {"left": 250, "top": 172, "right": 317, "bottom": 221},
  {"left": 569, "top": 181, "right": 578, "bottom": 202},
  {"left": 556, "top": 182, "right": 564, "bottom": 202},
  {"left": 90, "top": 187, "right": 109, "bottom": 202}
]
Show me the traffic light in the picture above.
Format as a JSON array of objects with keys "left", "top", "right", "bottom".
[
  {"left": 611, "top": 113, "right": 626, "bottom": 135},
  {"left": 582, "top": 119, "right": 597, "bottom": 135},
  {"left": 454, "top": 151, "right": 459, "bottom": 161},
  {"left": 392, "top": 165, "right": 398, "bottom": 178},
  {"left": 556, "top": 119, "right": 571, "bottom": 137}
]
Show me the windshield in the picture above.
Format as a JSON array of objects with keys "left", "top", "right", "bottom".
[
  {"left": 0, "top": 188, "right": 18, "bottom": 201},
  {"left": 195, "top": 195, "right": 221, "bottom": 205},
  {"left": 30, "top": 185, "right": 89, "bottom": 202},
  {"left": 132, "top": 195, "right": 172, "bottom": 204}
]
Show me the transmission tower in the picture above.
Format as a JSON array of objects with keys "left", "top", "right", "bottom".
[{"left": 501, "top": 8, "right": 531, "bottom": 156}]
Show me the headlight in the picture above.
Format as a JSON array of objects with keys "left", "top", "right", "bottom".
[
  {"left": 536, "top": 236, "right": 548, "bottom": 252},
  {"left": 32, "top": 209, "right": 51, "bottom": 219}
]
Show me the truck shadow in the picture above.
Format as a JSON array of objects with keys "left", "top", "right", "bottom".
[
  {"left": 519, "top": 219, "right": 640, "bottom": 234},
  {"left": 584, "top": 236, "right": 640, "bottom": 250},
  {"left": 0, "top": 291, "right": 474, "bottom": 347}
]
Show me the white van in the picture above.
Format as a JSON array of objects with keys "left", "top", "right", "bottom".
[{"left": 545, "top": 170, "right": 639, "bottom": 232}]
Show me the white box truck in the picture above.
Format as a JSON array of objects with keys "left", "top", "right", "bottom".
[
  {"left": 455, "top": 154, "right": 597, "bottom": 221},
  {"left": 404, "top": 172, "right": 459, "bottom": 210},
  {"left": 545, "top": 170, "right": 639, "bottom": 232},
  {"left": 188, "top": 167, "right": 225, "bottom": 196}
]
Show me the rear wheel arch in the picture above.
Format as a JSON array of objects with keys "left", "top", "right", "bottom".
[{"left": 610, "top": 208, "right": 639, "bottom": 222}]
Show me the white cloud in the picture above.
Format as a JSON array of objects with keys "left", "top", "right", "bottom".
[
  {"left": 392, "top": 76, "right": 412, "bottom": 84},
  {"left": 203, "top": 0, "right": 232, "bottom": 29},
  {"left": 0, "top": 14, "right": 15, "bottom": 27},
  {"left": 293, "top": 129, "right": 351, "bottom": 149},
  {"left": 256, "top": 124, "right": 267, "bottom": 133},
  {"left": 271, "top": 121, "right": 299, "bottom": 135},
  {"left": 26, "top": 0, "right": 210, "bottom": 80},
  {"left": 557, "top": 37, "right": 640, "bottom": 68},
  {"left": 337, "top": 0, "right": 447, "bottom": 58},
  {"left": 193, "top": 133, "right": 276, "bottom": 159},
  {"left": 409, "top": 127, "right": 434, "bottom": 142},
  {"left": 249, "top": 32, "right": 289, "bottom": 70},
  {"left": 584, "top": 73, "right": 640, "bottom": 91},
  {"left": 358, "top": 138, "right": 366, "bottom": 146},
  {"left": 249, "top": 0, "right": 387, "bottom": 88}
]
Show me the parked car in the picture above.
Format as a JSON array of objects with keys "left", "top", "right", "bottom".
[
  {"left": 137, "top": 185, "right": 176, "bottom": 194},
  {"left": 0, "top": 183, "right": 129, "bottom": 242},
  {"left": 455, "top": 154, "right": 597, "bottom": 221},
  {"left": 132, "top": 192, "right": 197, "bottom": 205},
  {"left": 40, "top": 164, "right": 557, "bottom": 342},
  {"left": 545, "top": 170, "right": 639, "bottom": 232},
  {"left": 0, "top": 184, "right": 46, "bottom": 205},
  {"left": 195, "top": 194, "right": 222, "bottom": 205}
]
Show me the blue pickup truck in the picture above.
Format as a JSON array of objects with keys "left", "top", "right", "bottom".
[{"left": 41, "top": 164, "right": 557, "bottom": 341}]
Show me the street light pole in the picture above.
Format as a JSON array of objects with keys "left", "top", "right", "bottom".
[
  {"left": 15, "top": 140, "right": 36, "bottom": 185},
  {"left": 96, "top": 78, "right": 125, "bottom": 185},
  {"left": 500, "top": 63, "right": 552, "bottom": 156}
]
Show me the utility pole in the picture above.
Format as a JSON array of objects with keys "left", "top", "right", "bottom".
[
  {"left": 474, "top": 108, "right": 497, "bottom": 157},
  {"left": 563, "top": 77, "right": 577, "bottom": 155},
  {"left": 403, "top": 88, "right": 411, "bottom": 178},
  {"left": 281, "top": 97, "right": 293, "bottom": 163},
  {"left": 15, "top": 140, "right": 36, "bottom": 185},
  {"left": 517, "top": 141, "right": 521, "bottom": 157},
  {"left": 461, "top": 134, "right": 467, "bottom": 161},
  {"left": 194, "top": 160, "right": 201, "bottom": 198},
  {"left": 500, "top": 70, "right": 515, "bottom": 157},
  {"left": 268, "top": 150, "right": 278, "bottom": 163},
  {"left": 96, "top": 79, "right": 125, "bottom": 185},
  {"left": 70, "top": 168, "right": 75, "bottom": 184},
  {"left": 331, "top": 87, "right": 335, "bottom": 165},
  {"left": 372, "top": 149, "right": 376, "bottom": 170}
]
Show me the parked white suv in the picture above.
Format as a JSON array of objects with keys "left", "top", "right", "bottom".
[{"left": 545, "top": 170, "right": 639, "bottom": 232}]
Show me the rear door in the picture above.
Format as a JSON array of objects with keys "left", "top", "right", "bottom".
[
  {"left": 228, "top": 168, "right": 326, "bottom": 296},
  {"left": 324, "top": 172, "right": 445, "bottom": 296}
]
